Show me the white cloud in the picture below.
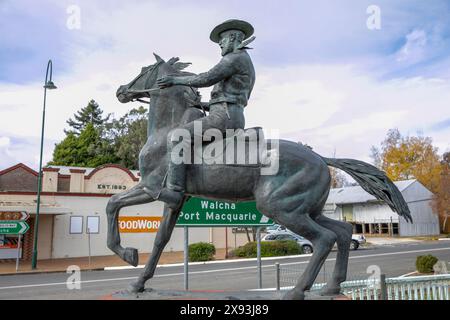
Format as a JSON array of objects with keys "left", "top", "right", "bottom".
[
  {"left": 2, "top": 58, "right": 450, "bottom": 169},
  {"left": 246, "top": 64, "right": 450, "bottom": 160},
  {"left": 0, "top": 136, "right": 10, "bottom": 148},
  {"left": 396, "top": 29, "right": 428, "bottom": 63},
  {"left": 1, "top": 1, "right": 449, "bottom": 170}
]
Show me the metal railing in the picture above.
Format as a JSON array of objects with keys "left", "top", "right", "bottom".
[{"left": 277, "top": 263, "right": 450, "bottom": 300}]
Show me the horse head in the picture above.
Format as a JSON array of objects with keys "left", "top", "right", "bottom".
[{"left": 116, "top": 53, "right": 194, "bottom": 104}]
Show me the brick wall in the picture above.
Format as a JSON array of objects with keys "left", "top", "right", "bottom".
[
  {"left": 22, "top": 217, "right": 34, "bottom": 261},
  {"left": 0, "top": 167, "right": 37, "bottom": 192},
  {"left": 57, "top": 176, "right": 70, "bottom": 192}
]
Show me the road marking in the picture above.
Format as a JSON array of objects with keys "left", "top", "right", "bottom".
[
  {"left": 105, "top": 253, "right": 314, "bottom": 271},
  {"left": 283, "top": 248, "right": 450, "bottom": 266},
  {"left": 1, "top": 246, "right": 449, "bottom": 291},
  {"left": 398, "top": 271, "right": 418, "bottom": 278},
  {"left": 280, "top": 247, "right": 450, "bottom": 267},
  {"left": 0, "top": 265, "right": 266, "bottom": 290}
]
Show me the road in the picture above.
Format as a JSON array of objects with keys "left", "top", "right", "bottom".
[{"left": 0, "top": 241, "right": 449, "bottom": 299}]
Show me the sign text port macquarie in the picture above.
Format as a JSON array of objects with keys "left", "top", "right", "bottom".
[{"left": 176, "top": 197, "right": 274, "bottom": 227}]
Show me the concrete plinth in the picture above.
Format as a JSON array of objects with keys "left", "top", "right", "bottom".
[{"left": 106, "top": 289, "right": 349, "bottom": 300}]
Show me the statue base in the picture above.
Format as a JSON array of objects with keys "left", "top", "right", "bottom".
[{"left": 105, "top": 289, "right": 349, "bottom": 300}]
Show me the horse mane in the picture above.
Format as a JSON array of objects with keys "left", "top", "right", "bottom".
[{"left": 166, "top": 57, "right": 192, "bottom": 72}]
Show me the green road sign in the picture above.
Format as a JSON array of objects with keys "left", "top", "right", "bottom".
[
  {"left": 0, "top": 221, "right": 30, "bottom": 234},
  {"left": 176, "top": 197, "right": 274, "bottom": 227}
]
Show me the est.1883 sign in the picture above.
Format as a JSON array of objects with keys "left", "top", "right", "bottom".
[{"left": 176, "top": 197, "right": 273, "bottom": 227}]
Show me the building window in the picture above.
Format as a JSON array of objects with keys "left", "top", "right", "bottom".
[
  {"left": 70, "top": 216, "right": 83, "bottom": 234},
  {"left": 87, "top": 216, "right": 100, "bottom": 234}
]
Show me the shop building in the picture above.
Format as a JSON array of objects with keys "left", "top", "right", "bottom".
[
  {"left": 323, "top": 179, "right": 440, "bottom": 236},
  {"left": 0, "top": 163, "right": 249, "bottom": 260}
]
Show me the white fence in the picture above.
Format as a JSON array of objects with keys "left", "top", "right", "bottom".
[{"left": 278, "top": 263, "right": 450, "bottom": 300}]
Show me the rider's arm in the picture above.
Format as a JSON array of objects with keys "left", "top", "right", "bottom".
[{"left": 174, "top": 54, "right": 237, "bottom": 87}]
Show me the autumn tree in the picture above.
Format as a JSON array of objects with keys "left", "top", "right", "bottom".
[
  {"left": 370, "top": 129, "right": 442, "bottom": 193},
  {"left": 432, "top": 153, "right": 450, "bottom": 233},
  {"left": 371, "top": 129, "right": 449, "bottom": 231}
]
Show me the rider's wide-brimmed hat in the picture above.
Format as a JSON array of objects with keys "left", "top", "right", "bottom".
[{"left": 209, "top": 19, "right": 254, "bottom": 43}]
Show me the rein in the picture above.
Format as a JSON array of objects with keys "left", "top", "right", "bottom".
[{"left": 126, "top": 65, "right": 203, "bottom": 113}]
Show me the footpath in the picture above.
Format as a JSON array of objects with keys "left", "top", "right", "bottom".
[
  {"left": 2, "top": 236, "right": 446, "bottom": 276},
  {"left": 0, "top": 248, "right": 228, "bottom": 276}
]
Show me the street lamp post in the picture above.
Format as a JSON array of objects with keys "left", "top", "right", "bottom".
[{"left": 31, "top": 60, "right": 57, "bottom": 269}]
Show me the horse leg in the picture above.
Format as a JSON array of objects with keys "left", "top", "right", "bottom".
[
  {"left": 314, "top": 214, "right": 353, "bottom": 295},
  {"left": 128, "top": 203, "right": 182, "bottom": 293},
  {"left": 106, "top": 184, "right": 154, "bottom": 266},
  {"left": 281, "top": 214, "right": 337, "bottom": 299}
]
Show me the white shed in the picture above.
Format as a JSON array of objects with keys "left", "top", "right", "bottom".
[{"left": 323, "top": 180, "right": 440, "bottom": 237}]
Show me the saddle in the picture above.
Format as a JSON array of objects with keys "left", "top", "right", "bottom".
[{"left": 191, "top": 126, "right": 274, "bottom": 167}]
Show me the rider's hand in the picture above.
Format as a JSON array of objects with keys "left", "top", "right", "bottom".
[{"left": 157, "top": 76, "right": 176, "bottom": 89}]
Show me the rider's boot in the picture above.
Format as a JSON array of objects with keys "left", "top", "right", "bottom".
[{"left": 159, "top": 160, "right": 185, "bottom": 210}]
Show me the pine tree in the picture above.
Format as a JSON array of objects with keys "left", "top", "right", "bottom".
[
  {"left": 50, "top": 102, "right": 147, "bottom": 170},
  {"left": 65, "top": 99, "right": 110, "bottom": 135},
  {"left": 48, "top": 133, "right": 81, "bottom": 166},
  {"left": 109, "top": 106, "right": 148, "bottom": 169},
  {"left": 49, "top": 123, "right": 119, "bottom": 167}
]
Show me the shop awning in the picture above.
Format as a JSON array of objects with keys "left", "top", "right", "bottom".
[{"left": 0, "top": 206, "right": 72, "bottom": 215}]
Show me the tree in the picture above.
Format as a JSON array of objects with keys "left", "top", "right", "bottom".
[
  {"left": 107, "top": 106, "right": 148, "bottom": 169},
  {"left": 49, "top": 132, "right": 81, "bottom": 166},
  {"left": 65, "top": 99, "right": 110, "bottom": 135},
  {"left": 49, "top": 123, "right": 118, "bottom": 167},
  {"left": 370, "top": 129, "right": 442, "bottom": 193},
  {"left": 371, "top": 129, "right": 449, "bottom": 231},
  {"left": 50, "top": 102, "right": 148, "bottom": 169},
  {"left": 76, "top": 123, "right": 118, "bottom": 167},
  {"left": 432, "top": 153, "right": 450, "bottom": 233},
  {"left": 329, "top": 167, "right": 347, "bottom": 188}
]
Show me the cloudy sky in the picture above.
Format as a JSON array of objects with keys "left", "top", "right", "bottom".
[{"left": 0, "top": 0, "right": 449, "bottom": 170}]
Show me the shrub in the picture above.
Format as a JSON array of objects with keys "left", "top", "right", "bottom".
[
  {"left": 416, "top": 255, "right": 439, "bottom": 273},
  {"left": 188, "top": 242, "right": 216, "bottom": 262},
  {"left": 230, "top": 240, "right": 302, "bottom": 258}
]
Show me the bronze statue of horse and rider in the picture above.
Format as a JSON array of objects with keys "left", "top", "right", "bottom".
[{"left": 106, "top": 19, "right": 412, "bottom": 300}]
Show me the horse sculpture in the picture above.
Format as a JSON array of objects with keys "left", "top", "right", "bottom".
[{"left": 106, "top": 54, "right": 413, "bottom": 299}]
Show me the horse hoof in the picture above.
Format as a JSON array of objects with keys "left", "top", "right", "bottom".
[
  {"left": 281, "top": 289, "right": 305, "bottom": 300},
  {"left": 128, "top": 281, "right": 145, "bottom": 294},
  {"left": 124, "top": 247, "right": 139, "bottom": 267}
]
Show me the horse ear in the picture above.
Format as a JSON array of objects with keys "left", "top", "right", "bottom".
[{"left": 153, "top": 53, "right": 165, "bottom": 63}]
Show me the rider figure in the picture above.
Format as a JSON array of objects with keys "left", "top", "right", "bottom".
[{"left": 157, "top": 19, "right": 256, "bottom": 209}]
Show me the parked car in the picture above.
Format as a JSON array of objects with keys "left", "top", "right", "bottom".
[
  {"left": 265, "top": 224, "right": 288, "bottom": 234},
  {"left": 262, "top": 232, "right": 314, "bottom": 254},
  {"left": 264, "top": 224, "right": 365, "bottom": 250},
  {"left": 351, "top": 234, "right": 366, "bottom": 250}
]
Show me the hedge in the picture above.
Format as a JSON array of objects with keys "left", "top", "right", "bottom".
[
  {"left": 416, "top": 254, "right": 439, "bottom": 273},
  {"left": 188, "top": 242, "right": 216, "bottom": 262},
  {"left": 230, "top": 240, "right": 302, "bottom": 258}
]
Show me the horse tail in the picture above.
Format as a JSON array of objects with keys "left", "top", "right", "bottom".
[{"left": 321, "top": 157, "right": 413, "bottom": 223}]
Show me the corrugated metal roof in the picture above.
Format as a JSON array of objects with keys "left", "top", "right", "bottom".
[
  {"left": 48, "top": 165, "right": 96, "bottom": 175},
  {"left": 326, "top": 179, "right": 416, "bottom": 205},
  {"left": 47, "top": 165, "right": 140, "bottom": 178}
]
